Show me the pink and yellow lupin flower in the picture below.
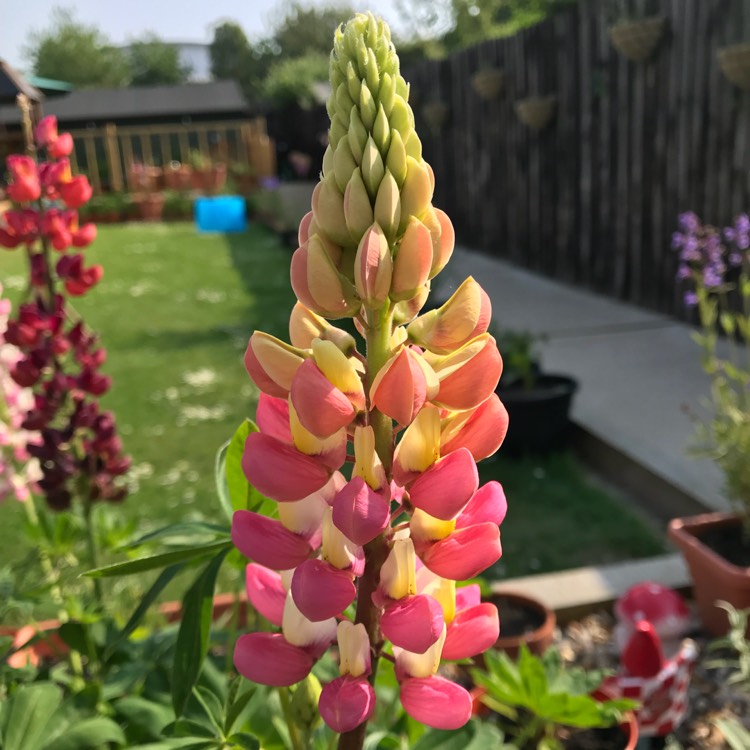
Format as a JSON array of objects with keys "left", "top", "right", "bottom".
[{"left": 232, "top": 13, "right": 509, "bottom": 743}]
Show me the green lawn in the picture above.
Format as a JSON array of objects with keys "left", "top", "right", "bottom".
[{"left": 0, "top": 222, "right": 664, "bottom": 590}]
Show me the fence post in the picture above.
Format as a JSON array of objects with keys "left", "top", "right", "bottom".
[{"left": 104, "top": 123, "right": 123, "bottom": 193}]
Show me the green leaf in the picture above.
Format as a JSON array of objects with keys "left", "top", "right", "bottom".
[
  {"left": 215, "top": 439, "right": 233, "bottom": 521},
  {"left": 227, "top": 420, "right": 254, "bottom": 509},
  {"left": 226, "top": 732, "right": 261, "bottom": 750},
  {"left": 172, "top": 549, "right": 230, "bottom": 716},
  {"left": 114, "top": 696, "right": 174, "bottom": 742},
  {"left": 224, "top": 684, "right": 258, "bottom": 736},
  {"left": 42, "top": 717, "right": 126, "bottom": 750},
  {"left": 106, "top": 563, "right": 185, "bottom": 658},
  {"left": 717, "top": 717, "right": 750, "bottom": 750},
  {"left": 120, "top": 522, "right": 231, "bottom": 550},
  {"left": 85, "top": 540, "right": 232, "bottom": 578},
  {"left": 1, "top": 682, "right": 63, "bottom": 750}
]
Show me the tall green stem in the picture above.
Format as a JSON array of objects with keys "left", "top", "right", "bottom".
[{"left": 337, "top": 304, "right": 394, "bottom": 750}]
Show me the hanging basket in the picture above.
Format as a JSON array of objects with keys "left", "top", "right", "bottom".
[
  {"left": 471, "top": 68, "right": 505, "bottom": 101},
  {"left": 609, "top": 15, "right": 667, "bottom": 63},
  {"left": 718, "top": 44, "right": 750, "bottom": 91},
  {"left": 515, "top": 96, "right": 557, "bottom": 131},
  {"left": 422, "top": 101, "right": 449, "bottom": 131}
]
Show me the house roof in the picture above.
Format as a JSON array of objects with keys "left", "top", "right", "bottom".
[
  {"left": 0, "top": 80, "right": 247, "bottom": 125},
  {"left": 0, "top": 59, "right": 43, "bottom": 104}
]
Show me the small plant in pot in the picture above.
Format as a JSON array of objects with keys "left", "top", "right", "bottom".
[
  {"left": 471, "top": 646, "right": 639, "bottom": 749},
  {"left": 493, "top": 327, "right": 578, "bottom": 454},
  {"left": 668, "top": 211, "right": 750, "bottom": 636}
]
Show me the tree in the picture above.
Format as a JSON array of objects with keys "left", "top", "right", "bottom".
[
  {"left": 263, "top": 52, "right": 330, "bottom": 108},
  {"left": 269, "top": 2, "right": 357, "bottom": 59},
  {"left": 24, "top": 7, "right": 130, "bottom": 88},
  {"left": 127, "top": 33, "right": 191, "bottom": 86},
  {"left": 209, "top": 21, "right": 271, "bottom": 103}
]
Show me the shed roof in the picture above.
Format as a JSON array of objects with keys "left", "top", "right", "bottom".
[{"left": 0, "top": 80, "right": 247, "bottom": 124}]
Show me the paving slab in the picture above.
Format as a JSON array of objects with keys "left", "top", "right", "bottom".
[
  {"left": 492, "top": 554, "right": 690, "bottom": 621},
  {"left": 437, "top": 248, "right": 730, "bottom": 513}
]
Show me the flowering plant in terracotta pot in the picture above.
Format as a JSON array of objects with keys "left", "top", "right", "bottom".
[{"left": 669, "top": 211, "right": 750, "bottom": 635}]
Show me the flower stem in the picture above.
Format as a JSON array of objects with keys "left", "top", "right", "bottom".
[
  {"left": 82, "top": 493, "right": 104, "bottom": 610},
  {"left": 338, "top": 304, "right": 394, "bottom": 750},
  {"left": 278, "top": 687, "right": 304, "bottom": 750}
]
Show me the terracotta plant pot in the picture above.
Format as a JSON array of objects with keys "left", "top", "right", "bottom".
[
  {"left": 718, "top": 44, "right": 750, "bottom": 91},
  {"left": 206, "top": 164, "right": 227, "bottom": 194},
  {"left": 471, "top": 68, "right": 505, "bottom": 101},
  {"left": 668, "top": 511, "right": 750, "bottom": 635},
  {"left": 128, "top": 165, "right": 161, "bottom": 193},
  {"left": 488, "top": 590, "right": 556, "bottom": 658},
  {"left": 133, "top": 193, "right": 165, "bottom": 222},
  {"left": 515, "top": 96, "right": 558, "bottom": 131},
  {"left": 609, "top": 15, "right": 667, "bottom": 63},
  {"left": 163, "top": 165, "right": 193, "bottom": 191}
]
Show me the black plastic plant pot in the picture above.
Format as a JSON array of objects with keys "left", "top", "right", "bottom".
[{"left": 496, "top": 374, "right": 578, "bottom": 454}]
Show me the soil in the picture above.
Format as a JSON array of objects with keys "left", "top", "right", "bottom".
[
  {"left": 693, "top": 523, "right": 750, "bottom": 568},
  {"left": 559, "top": 725, "right": 628, "bottom": 750},
  {"left": 557, "top": 612, "right": 750, "bottom": 750},
  {"left": 495, "top": 594, "right": 546, "bottom": 638}
]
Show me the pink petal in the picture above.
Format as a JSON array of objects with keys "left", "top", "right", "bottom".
[
  {"left": 371, "top": 349, "right": 428, "bottom": 426},
  {"left": 441, "top": 394, "right": 509, "bottom": 461},
  {"left": 442, "top": 603, "right": 499, "bottom": 660},
  {"left": 400, "top": 676, "right": 472, "bottom": 730},
  {"left": 243, "top": 432, "right": 330, "bottom": 502},
  {"left": 291, "top": 359, "right": 356, "bottom": 437},
  {"left": 234, "top": 632, "right": 313, "bottom": 687},
  {"left": 332, "top": 477, "right": 390, "bottom": 546},
  {"left": 434, "top": 339, "right": 503, "bottom": 411},
  {"left": 381, "top": 595, "right": 444, "bottom": 653},
  {"left": 457, "top": 481, "right": 507, "bottom": 529},
  {"left": 319, "top": 676, "right": 376, "bottom": 733},
  {"left": 408, "top": 448, "right": 478, "bottom": 520},
  {"left": 419, "top": 523, "right": 502, "bottom": 580},
  {"left": 232, "top": 510, "right": 313, "bottom": 569},
  {"left": 291, "top": 559, "right": 356, "bottom": 621},
  {"left": 455, "top": 584, "right": 481, "bottom": 612},
  {"left": 256, "top": 393, "right": 292, "bottom": 443},
  {"left": 245, "top": 563, "right": 285, "bottom": 627}
]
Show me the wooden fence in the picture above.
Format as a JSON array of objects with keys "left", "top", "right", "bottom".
[
  {"left": 407, "top": 0, "right": 750, "bottom": 316},
  {"left": 65, "top": 118, "right": 275, "bottom": 195}
]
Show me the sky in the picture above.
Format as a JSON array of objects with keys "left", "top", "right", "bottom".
[{"left": 0, "top": 0, "right": 410, "bottom": 70}]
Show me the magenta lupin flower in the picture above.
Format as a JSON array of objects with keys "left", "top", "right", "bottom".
[{"left": 232, "top": 14, "right": 509, "bottom": 746}]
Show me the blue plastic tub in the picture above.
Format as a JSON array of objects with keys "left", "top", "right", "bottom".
[{"left": 194, "top": 196, "right": 247, "bottom": 233}]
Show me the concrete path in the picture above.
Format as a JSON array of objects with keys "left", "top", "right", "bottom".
[{"left": 436, "top": 247, "right": 730, "bottom": 513}]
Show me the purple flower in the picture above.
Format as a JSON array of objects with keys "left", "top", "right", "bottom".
[
  {"left": 703, "top": 265, "right": 724, "bottom": 288},
  {"left": 678, "top": 212, "right": 700, "bottom": 233},
  {"left": 260, "top": 176, "right": 281, "bottom": 191},
  {"left": 736, "top": 214, "right": 750, "bottom": 235},
  {"left": 729, "top": 252, "right": 743, "bottom": 267},
  {"left": 671, "top": 232, "right": 685, "bottom": 250},
  {"left": 684, "top": 291, "right": 698, "bottom": 307},
  {"left": 676, "top": 264, "right": 691, "bottom": 280}
]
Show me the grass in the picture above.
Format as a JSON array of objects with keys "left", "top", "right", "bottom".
[{"left": 0, "top": 222, "right": 664, "bottom": 593}]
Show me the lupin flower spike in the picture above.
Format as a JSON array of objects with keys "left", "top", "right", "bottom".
[{"left": 233, "top": 13, "right": 509, "bottom": 747}]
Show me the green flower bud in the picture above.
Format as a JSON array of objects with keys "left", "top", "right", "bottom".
[
  {"left": 336, "top": 83, "right": 356, "bottom": 122},
  {"left": 359, "top": 83, "right": 378, "bottom": 132},
  {"left": 399, "top": 157, "right": 432, "bottom": 230},
  {"left": 374, "top": 169, "right": 401, "bottom": 239},
  {"left": 405, "top": 131, "right": 423, "bottom": 161},
  {"left": 386, "top": 130, "right": 407, "bottom": 187},
  {"left": 344, "top": 168, "right": 374, "bottom": 241},
  {"left": 348, "top": 107, "right": 368, "bottom": 163},
  {"left": 322, "top": 145, "right": 334, "bottom": 178},
  {"left": 346, "top": 61, "right": 361, "bottom": 103},
  {"left": 365, "top": 48, "right": 380, "bottom": 94},
  {"left": 373, "top": 105, "right": 390, "bottom": 155},
  {"left": 330, "top": 114, "right": 348, "bottom": 148},
  {"left": 334, "top": 138, "right": 357, "bottom": 193},
  {"left": 389, "top": 96, "right": 413, "bottom": 139},
  {"left": 290, "top": 674, "right": 323, "bottom": 732},
  {"left": 312, "top": 174, "right": 349, "bottom": 247},
  {"left": 361, "top": 136, "right": 385, "bottom": 199},
  {"left": 379, "top": 73, "right": 396, "bottom": 116}
]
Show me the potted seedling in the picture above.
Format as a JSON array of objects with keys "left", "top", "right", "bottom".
[
  {"left": 163, "top": 160, "right": 193, "bottom": 191},
  {"left": 493, "top": 327, "right": 578, "bottom": 453},
  {"left": 668, "top": 212, "right": 750, "bottom": 636},
  {"left": 471, "top": 646, "right": 639, "bottom": 749}
]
